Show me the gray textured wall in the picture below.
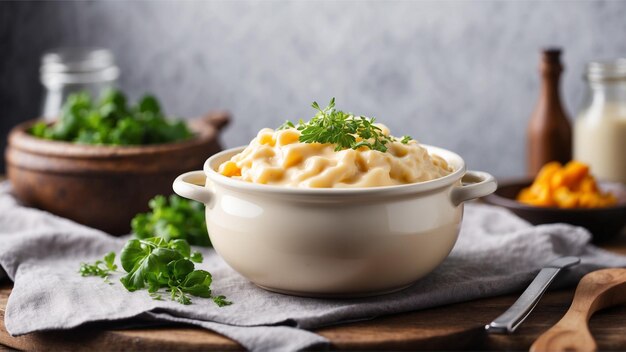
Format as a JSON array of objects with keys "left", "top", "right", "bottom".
[{"left": 2, "top": 1, "right": 626, "bottom": 176}]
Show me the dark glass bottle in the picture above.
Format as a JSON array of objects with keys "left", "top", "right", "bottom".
[{"left": 527, "top": 48, "right": 572, "bottom": 176}]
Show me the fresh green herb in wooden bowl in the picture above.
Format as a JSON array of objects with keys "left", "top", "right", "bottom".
[
  {"left": 30, "top": 89, "right": 193, "bottom": 145},
  {"left": 6, "top": 90, "right": 230, "bottom": 235}
]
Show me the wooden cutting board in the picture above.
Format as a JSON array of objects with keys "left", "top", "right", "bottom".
[{"left": 1, "top": 237, "right": 625, "bottom": 350}]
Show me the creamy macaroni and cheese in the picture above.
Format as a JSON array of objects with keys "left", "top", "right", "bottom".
[{"left": 218, "top": 125, "right": 452, "bottom": 188}]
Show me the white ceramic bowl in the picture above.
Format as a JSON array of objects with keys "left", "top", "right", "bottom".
[{"left": 173, "top": 145, "right": 496, "bottom": 297}]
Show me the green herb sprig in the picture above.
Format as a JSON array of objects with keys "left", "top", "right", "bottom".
[
  {"left": 278, "top": 98, "right": 412, "bottom": 152},
  {"left": 79, "top": 251, "right": 118, "bottom": 283},
  {"left": 79, "top": 237, "right": 231, "bottom": 307},
  {"left": 132, "top": 195, "right": 210, "bottom": 247},
  {"left": 30, "top": 89, "right": 192, "bottom": 145}
]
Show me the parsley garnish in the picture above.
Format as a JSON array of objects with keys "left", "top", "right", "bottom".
[
  {"left": 400, "top": 135, "right": 412, "bottom": 144},
  {"left": 277, "top": 120, "right": 295, "bottom": 131},
  {"left": 212, "top": 295, "right": 232, "bottom": 307},
  {"left": 131, "top": 195, "right": 210, "bottom": 247},
  {"left": 79, "top": 237, "right": 231, "bottom": 307},
  {"left": 79, "top": 251, "right": 118, "bottom": 282},
  {"left": 279, "top": 98, "right": 412, "bottom": 152}
]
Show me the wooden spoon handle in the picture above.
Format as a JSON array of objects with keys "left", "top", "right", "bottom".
[{"left": 530, "top": 269, "right": 626, "bottom": 352}]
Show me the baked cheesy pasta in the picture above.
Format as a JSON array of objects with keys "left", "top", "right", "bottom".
[{"left": 218, "top": 125, "right": 452, "bottom": 188}]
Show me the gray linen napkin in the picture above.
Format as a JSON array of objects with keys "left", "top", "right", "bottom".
[{"left": 1, "top": 183, "right": 626, "bottom": 351}]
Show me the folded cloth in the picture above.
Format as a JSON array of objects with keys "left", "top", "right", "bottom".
[{"left": 1, "top": 182, "right": 625, "bottom": 351}]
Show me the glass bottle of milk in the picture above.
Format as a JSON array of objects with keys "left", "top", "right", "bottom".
[{"left": 574, "top": 59, "right": 626, "bottom": 184}]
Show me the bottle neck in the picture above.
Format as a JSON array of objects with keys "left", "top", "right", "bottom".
[
  {"left": 582, "top": 60, "right": 626, "bottom": 115},
  {"left": 540, "top": 72, "right": 562, "bottom": 101},
  {"left": 40, "top": 48, "right": 119, "bottom": 89},
  {"left": 537, "top": 66, "right": 566, "bottom": 113},
  {"left": 588, "top": 80, "right": 626, "bottom": 103}
]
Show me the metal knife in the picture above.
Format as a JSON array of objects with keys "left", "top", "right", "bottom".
[{"left": 485, "top": 256, "right": 581, "bottom": 334}]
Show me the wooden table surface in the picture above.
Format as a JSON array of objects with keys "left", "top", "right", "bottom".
[{"left": 1, "top": 235, "right": 626, "bottom": 351}]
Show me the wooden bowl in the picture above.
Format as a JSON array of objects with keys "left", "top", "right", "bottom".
[
  {"left": 5, "top": 112, "right": 230, "bottom": 235},
  {"left": 483, "top": 178, "right": 626, "bottom": 243}
]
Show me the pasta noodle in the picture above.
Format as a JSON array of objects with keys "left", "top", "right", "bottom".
[{"left": 218, "top": 126, "right": 452, "bottom": 188}]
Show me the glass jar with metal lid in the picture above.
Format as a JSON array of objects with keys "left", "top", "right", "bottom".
[
  {"left": 40, "top": 48, "right": 119, "bottom": 120},
  {"left": 574, "top": 59, "right": 626, "bottom": 184}
]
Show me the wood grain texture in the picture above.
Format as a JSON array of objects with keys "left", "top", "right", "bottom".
[
  {"left": 531, "top": 269, "right": 626, "bottom": 352},
  {"left": 0, "top": 283, "right": 242, "bottom": 351},
  {"left": 1, "top": 235, "right": 625, "bottom": 350},
  {"left": 3, "top": 282, "right": 626, "bottom": 351},
  {"left": 5, "top": 112, "right": 229, "bottom": 235}
]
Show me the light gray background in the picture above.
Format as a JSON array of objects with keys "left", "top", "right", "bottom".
[{"left": 2, "top": 1, "right": 626, "bottom": 176}]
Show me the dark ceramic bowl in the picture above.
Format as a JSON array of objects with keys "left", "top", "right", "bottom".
[
  {"left": 5, "top": 112, "right": 230, "bottom": 235},
  {"left": 483, "top": 178, "right": 626, "bottom": 243}
]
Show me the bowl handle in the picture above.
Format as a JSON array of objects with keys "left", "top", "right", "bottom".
[
  {"left": 173, "top": 171, "right": 213, "bottom": 204},
  {"left": 450, "top": 170, "right": 497, "bottom": 206}
]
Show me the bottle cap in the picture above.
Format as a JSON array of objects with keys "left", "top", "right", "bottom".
[
  {"left": 542, "top": 48, "right": 562, "bottom": 61},
  {"left": 539, "top": 47, "right": 563, "bottom": 74}
]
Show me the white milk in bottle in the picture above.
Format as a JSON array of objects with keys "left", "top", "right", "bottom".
[{"left": 574, "top": 60, "right": 626, "bottom": 184}]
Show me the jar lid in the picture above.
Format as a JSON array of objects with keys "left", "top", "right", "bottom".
[
  {"left": 586, "top": 59, "right": 626, "bottom": 82},
  {"left": 40, "top": 47, "right": 119, "bottom": 86}
]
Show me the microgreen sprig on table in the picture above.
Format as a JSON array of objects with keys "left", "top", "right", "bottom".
[
  {"left": 79, "top": 251, "right": 118, "bottom": 283},
  {"left": 278, "top": 98, "right": 412, "bottom": 152},
  {"left": 79, "top": 237, "right": 231, "bottom": 307}
]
